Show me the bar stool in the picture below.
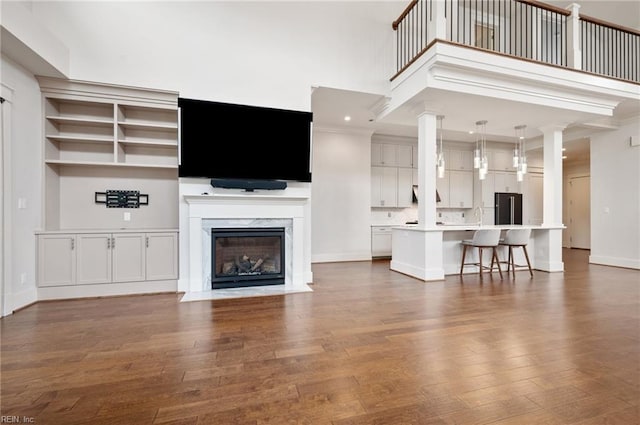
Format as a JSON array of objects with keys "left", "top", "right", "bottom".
[
  {"left": 459, "top": 228, "right": 502, "bottom": 279},
  {"left": 499, "top": 228, "right": 533, "bottom": 278}
]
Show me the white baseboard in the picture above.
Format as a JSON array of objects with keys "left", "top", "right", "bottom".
[
  {"left": 37, "top": 280, "right": 178, "bottom": 301},
  {"left": 589, "top": 255, "right": 640, "bottom": 270},
  {"left": 311, "top": 251, "right": 371, "bottom": 263},
  {"left": 390, "top": 260, "right": 445, "bottom": 281}
]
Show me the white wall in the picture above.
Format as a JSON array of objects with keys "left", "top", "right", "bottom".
[
  {"left": 31, "top": 1, "right": 403, "bottom": 111},
  {"left": 590, "top": 120, "right": 640, "bottom": 269},
  {"left": 1, "top": 55, "right": 42, "bottom": 312},
  {"left": 311, "top": 129, "right": 373, "bottom": 262}
]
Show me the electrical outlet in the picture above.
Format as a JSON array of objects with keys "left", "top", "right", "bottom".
[
  {"left": 124, "top": 212, "right": 131, "bottom": 221},
  {"left": 20, "top": 273, "right": 27, "bottom": 285},
  {"left": 18, "top": 198, "right": 27, "bottom": 209},
  {"left": 387, "top": 212, "right": 391, "bottom": 218}
]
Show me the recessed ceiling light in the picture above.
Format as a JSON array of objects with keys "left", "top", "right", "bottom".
[
  {"left": 562, "top": 155, "right": 568, "bottom": 159},
  {"left": 344, "top": 116, "right": 351, "bottom": 122},
  {"left": 468, "top": 130, "right": 474, "bottom": 134}
]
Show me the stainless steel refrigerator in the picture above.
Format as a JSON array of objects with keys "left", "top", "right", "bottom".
[{"left": 494, "top": 192, "right": 523, "bottom": 225}]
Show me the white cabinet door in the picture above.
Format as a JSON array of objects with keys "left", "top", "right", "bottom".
[
  {"left": 483, "top": 207, "right": 495, "bottom": 225},
  {"left": 480, "top": 172, "right": 496, "bottom": 208},
  {"left": 371, "top": 166, "right": 398, "bottom": 207},
  {"left": 494, "top": 171, "right": 519, "bottom": 193},
  {"left": 397, "top": 168, "right": 413, "bottom": 208},
  {"left": 371, "top": 166, "right": 383, "bottom": 207},
  {"left": 412, "top": 145, "right": 419, "bottom": 168},
  {"left": 490, "top": 149, "right": 513, "bottom": 171},
  {"left": 146, "top": 233, "right": 178, "bottom": 280},
  {"left": 396, "top": 145, "right": 413, "bottom": 167},
  {"left": 112, "top": 233, "right": 146, "bottom": 283},
  {"left": 447, "top": 149, "right": 474, "bottom": 170},
  {"left": 76, "top": 234, "right": 112, "bottom": 285},
  {"left": 38, "top": 234, "right": 76, "bottom": 287},
  {"left": 372, "top": 143, "right": 398, "bottom": 166},
  {"left": 449, "top": 171, "right": 473, "bottom": 208},
  {"left": 371, "top": 227, "right": 393, "bottom": 257},
  {"left": 436, "top": 174, "right": 450, "bottom": 208},
  {"left": 524, "top": 173, "right": 543, "bottom": 225},
  {"left": 381, "top": 144, "right": 397, "bottom": 166}
]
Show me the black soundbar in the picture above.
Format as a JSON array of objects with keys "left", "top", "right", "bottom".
[{"left": 210, "top": 178, "right": 287, "bottom": 192}]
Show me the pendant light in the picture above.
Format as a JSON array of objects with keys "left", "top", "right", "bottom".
[
  {"left": 513, "top": 125, "right": 527, "bottom": 182},
  {"left": 475, "top": 120, "right": 488, "bottom": 180},
  {"left": 436, "top": 115, "right": 445, "bottom": 178}
]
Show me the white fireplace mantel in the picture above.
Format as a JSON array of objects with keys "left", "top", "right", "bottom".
[{"left": 182, "top": 191, "right": 312, "bottom": 294}]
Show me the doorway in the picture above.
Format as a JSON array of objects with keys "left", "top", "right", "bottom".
[{"left": 568, "top": 175, "right": 591, "bottom": 249}]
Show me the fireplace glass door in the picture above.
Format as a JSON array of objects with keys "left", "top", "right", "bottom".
[{"left": 211, "top": 228, "right": 285, "bottom": 289}]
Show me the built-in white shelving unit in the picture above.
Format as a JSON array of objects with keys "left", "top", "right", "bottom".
[{"left": 36, "top": 77, "right": 180, "bottom": 299}]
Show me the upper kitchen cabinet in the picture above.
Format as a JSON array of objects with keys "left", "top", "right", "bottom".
[
  {"left": 371, "top": 166, "right": 413, "bottom": 208},
  {"left": 489, "top": 149, "right": 515, "bottom": 171},
  {"left": 446, "top": 149, "right": 474, "bottom": 171},
  {"left": 371, "top": 166, "right": 398, "bottom": 207},
  {"left": 494, "top": 171, "right": 520, "bottom": 193},
  {"left": 371, "top": 142, "right": 413, "bottom": 167}
]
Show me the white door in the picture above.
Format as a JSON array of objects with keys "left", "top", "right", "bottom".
[{"left": 569, "top": 176, "right": 591, "bottom": 249}]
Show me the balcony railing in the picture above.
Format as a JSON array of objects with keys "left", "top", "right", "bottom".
[{"left": 392, "top": 0, "right": 640, "bottom": 83}]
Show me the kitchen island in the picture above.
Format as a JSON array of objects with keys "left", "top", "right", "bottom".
[{"left": 390, "top": 224, "right": 565, "bottom": 281}]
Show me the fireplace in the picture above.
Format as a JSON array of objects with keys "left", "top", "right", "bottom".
[
  {"left": 182, "top": 192, "right": 312, "bottom": 295},
  {"left": 211, "top": 227, "right": 285, "bottom": 289}
]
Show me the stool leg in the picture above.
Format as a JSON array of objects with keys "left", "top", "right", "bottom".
[
  {"left": 509, "top": 246, "right": 515, "bottom": 278},
  {"left": 522, "top": 245, "right": 533, "bottom": 277},
  {"left": 460, "top": 245, "right": 468, "bottom": 275},
  {"left": 489, "top": 248, "right": 498, "bottom": 273},
  {"left": 478, "top": 247, "right": 483, "bottom": 280},
  {"left": 492, "top": 247, "right": 503, "bottom": 279}
]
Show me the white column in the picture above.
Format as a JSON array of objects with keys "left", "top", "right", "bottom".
[
  {"left": 417, "top": 112, "right": 437, "bottom": 226},
  {"left": 536, "top": 125, "right": 566, "bottom": 272},
  {"left": 541, "top": 125, "right": 565, "bottom": 226},
  {"left": 391, "top": 110, "right": 444, "bottom": 281},
  {"left": 566, "top": 3, "right": 582, "bottom": 69}
]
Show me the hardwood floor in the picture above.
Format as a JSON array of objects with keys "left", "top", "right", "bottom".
[{"left": 1, "top": 249, "right": 638, "bottom": 424}]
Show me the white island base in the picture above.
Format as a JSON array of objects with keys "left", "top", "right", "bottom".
[{"left": 390, "top": 224, "right": 565, "bottom": 281}]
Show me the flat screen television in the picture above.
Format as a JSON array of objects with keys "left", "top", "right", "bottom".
[{"left": 178, "top": 97, "right": 313, "bottom": 183}]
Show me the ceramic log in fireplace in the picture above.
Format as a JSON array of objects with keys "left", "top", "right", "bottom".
[{"left": 211, "top": 227, "right": 285, "bottom": 289}]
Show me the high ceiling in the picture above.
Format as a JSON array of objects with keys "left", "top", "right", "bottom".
[{"left": 311, "top": 1, "right": 639, "bottom": 165}]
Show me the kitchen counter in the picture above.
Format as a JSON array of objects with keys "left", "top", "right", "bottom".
[
  {"left": 395, "top": 223, "right": 563, "bottom": 231},
  {"left": 389, "top": 223, "right": 565, "bottom": 280}
]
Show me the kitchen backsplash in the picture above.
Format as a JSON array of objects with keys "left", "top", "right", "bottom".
[
  {"left": 371, "top": 207, "right": 473, "bottom": 225},
  {"left": 437, "top": 210, "right": 469, "bottom": 224},
  {"left": 371, "top": 207, "right": 417, "bottom": 225}
]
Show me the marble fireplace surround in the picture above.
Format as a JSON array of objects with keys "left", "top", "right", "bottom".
[{"left": 183, "top": 191, "right": 312, "bottom": 298}]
